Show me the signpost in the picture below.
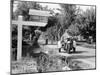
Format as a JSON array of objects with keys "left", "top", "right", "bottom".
[{"left": 12, "top": 9, "right": 51, "bottom": 60}]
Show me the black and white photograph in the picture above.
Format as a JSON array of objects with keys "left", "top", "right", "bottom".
[{"left": 11, "top": 0, "right": 96, "bottom": 74}]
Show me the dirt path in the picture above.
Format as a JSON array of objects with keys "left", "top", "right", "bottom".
[
  {"left": 11, "top": 43, "right": 96, "bottom": 74},
  {"left": 43, "top": 44, "right": 96, "bottom": 69}
]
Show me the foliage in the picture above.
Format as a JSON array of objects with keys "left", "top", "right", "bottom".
[
  {"left": 12, "top": 1, "right": 45, "bottom": 56},
  {"left": 13, "top": 1, "right": 45, "bottom": 40},
  {"left": 76, "top": 7, "right": 96, "bottom": 41},
  {"left": 12, "top": 1, "right": 96, "bottom": 45},
  {"left": 13, "top": 1, "right": 41, "bottom": 20},
  {"left": 45, "top": 4, "right": 78, "bottom": 41},
  {"left": 67, "top": 23, "right": 80, "bottom": 36}
]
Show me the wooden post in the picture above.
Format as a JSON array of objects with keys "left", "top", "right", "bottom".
[
  {"left": 12, "top": 9, "right": 51, "bottom": 60},
  {"left": 17, "top": 16, "right": 23, "bottom": 60}
]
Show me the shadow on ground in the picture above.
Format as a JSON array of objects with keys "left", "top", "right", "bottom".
[
  {"left": 76, "top": 42, "right": 96, "bottom": 49},
  {"left": 67, "top": 55, "right": 95, "bottom": 60},
  {"left": 69, "top": 51, "right": 87, "bottom": 54}
]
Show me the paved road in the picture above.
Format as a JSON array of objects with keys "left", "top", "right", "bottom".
[
  {"left": 68, "top": 46, "right": 96, "bottom": 69},
  {"left": 44, "top": 45, "right": 96, "bottom": 69}
]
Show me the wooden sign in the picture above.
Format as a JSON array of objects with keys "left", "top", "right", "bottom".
[{"left": 12, "top": 9, "right": 51, "bottom": 60}]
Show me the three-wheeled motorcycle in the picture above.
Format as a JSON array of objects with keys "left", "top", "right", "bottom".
[{"left": 59, "top": 38, "right": 76, "bottom": 54}]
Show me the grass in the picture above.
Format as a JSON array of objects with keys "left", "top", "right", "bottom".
[
  {"left": 11, "top": 52, "right": 69, "bottom": 74},
  {"left": 11, "top": 57, "right": 38, "bottom": 74},
  {"left": 36, "top": 52, "right": 69, "bottom": 72},
  {"left": 11, "top": 44, "right": 94, "bottom": 74}
]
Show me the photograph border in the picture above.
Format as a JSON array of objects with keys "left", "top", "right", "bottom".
[{"left": 10, "top": 0, "right": 96, "bottom": 74}]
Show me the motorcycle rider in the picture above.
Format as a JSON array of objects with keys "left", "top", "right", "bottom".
[{"left": 58, "top": 36, "right": 76, "bottom": 53}]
